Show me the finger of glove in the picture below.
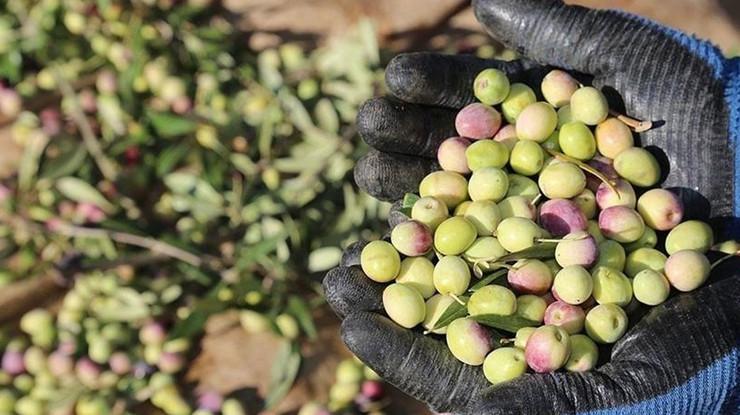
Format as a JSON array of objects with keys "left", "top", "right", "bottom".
[
  {"left": 340, "top": 240, "right": 367, "bottom": 267},
  {"left": 357, "top": 97, "right": 457, "bottom": 157},
  {"left": 471, "top": 272, "right": 740, "bottom": 414},
  {"left": 388, "top": 200, "right": 410, "bottom": 228},
  {"left": 385, "top": 52, "right": 538, "bottom": 108},
  {"left": 341, "top": 311, "right": 490, "bottom": 413},
  {"left": 472, "top": 0, "right": 651, "bottom": 77},
  {"left": 354, "top": 149, "right": 437, "bottom": 202},
  {"left": 323, "top": 266, "right": 384, "bottom": 319}
]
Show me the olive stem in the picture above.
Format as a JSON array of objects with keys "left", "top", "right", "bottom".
[
  {"left": 710, "top": 252, "right": 736, "bottom": 271},
  {"left": 535, "top": 238, "right": 566, "bottom": 244},
  {"left": 471, "top": 260, "right": 512, "bottom": 278},
  {"left": 53, "top": 67, "right": 119, "bottom": 181},
  {"left": 546, "top": 149, "right": 619, "bottom": 195},
  {"left": 450, "top": 293, "right": 467, "bottom": 306},
  {"left": 55, "top": 223, "right": 204, "bottom": 267},
  {"left": 472, "top": 262, "right": 485, "bottom": 279},
  {"left": 609, "top": 110, "right": 653, "bottom": 133}
]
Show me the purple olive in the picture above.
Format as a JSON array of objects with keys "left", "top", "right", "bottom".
[
  {"left": 455, "top": 103, "right": 502, "bottom": 140},
  {"left": 544, "top": 301, "right": 586, "bottom": 334},
  {"left": 539, "top": 199, "right": 588, "bottom": 237}
]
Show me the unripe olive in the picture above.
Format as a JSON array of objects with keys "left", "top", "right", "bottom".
[
  {"left": 570, "top": 87, "right": 608, "bottom": 125},
  {"left": 382, "top": 283, "right": 426, "bottom": 329},
  {"left": 613, "top": 147, "right": 661, "bottom": 187},
  {"left": 446, "top": 318, "right": 492, "bottom": 366},
  {"left": 585, "top": 304, "right": 628, "bottom": 344},
  {"left": 360, "top": 241, "right": 401, "bottom": 283},
  {"left": 483, "top": 347, "right": 527, "bottom": 384},
  {"left": 468, "top": 285, "right": 517, "bottom": 316},
  {"left": 433, "top": 256, "right": 471, "bottom": 296},
  {"left": 419, "top": 171, "right": 468, "bottom": 209},
  {"left": 435, "top": 217, "right": 477, "bottom": 255},
  {"left": 591, "top": 266, "right": 633, "bottom": 307},
  {"left": 664, "top": 220, "right": 713, "bottom": 254},
  {"left": 502, "top": 83, "right": 536, "bottom": 124},
  {"left": 396, "top": 257, "right": 436, "bottom": 299}
]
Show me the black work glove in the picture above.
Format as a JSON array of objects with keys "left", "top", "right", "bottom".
[{"left": 325, "top": 0, "right": 740, "bottom": 413}]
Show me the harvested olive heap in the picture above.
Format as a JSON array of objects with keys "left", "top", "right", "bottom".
[{"left": 359, "top": 68, "right": 719, "bottom": 384}]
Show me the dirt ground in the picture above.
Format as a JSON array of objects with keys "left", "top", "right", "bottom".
[{"left": 226, "top": 0, "right": 740, "bottom": 53}]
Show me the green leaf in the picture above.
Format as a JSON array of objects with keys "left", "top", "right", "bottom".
[
  {"left": 287, "top": 297, "right": 317, "bottom": 340},
  {"left": 314, "top": 98, "right": 339, "bottom": 133},
  {"left": 470, "top": 269, "right": 508, "bottom": 291},
  {"left": 400, "top": 193, "right": 420, "bottom": 216},
  {"left": 156, "top": 144, "right": 191, "bottom": 177},
  {"left": 0, "top": 50, "right": 22, "bottom": 83},
  {"left": 168, "top": 285, "right": 227, "bottom": 339},
  {"left": 236, "top": 235, "right": 285, "bottom": 270},
  {"left": 56, "top": 177, "right": 114, "bottom": 212},
  {"left": 431, "top": 296, "right": 469, "bottom": 331},
  {"left": 147, "top": 111, "right": 197, "bottom": 138},
  {"left": 497, "top": 243, "right": 557, "bottom": 262},
  {"left": 18, "top": 132, "right": 50, "bottom": 191},
  {"left": 170, "top": 310, "right": 210, "bottom": 340},
  {"left": 470, "top": 314, "right": 540, "bottom": 333},
  {"left": 40, "top": 143, "right": 87, "bottom": 180},
  {"left": 264, "top": 342, "right": 301, "bottom": 409}
]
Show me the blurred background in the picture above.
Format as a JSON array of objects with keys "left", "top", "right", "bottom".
[{"left": 0, "top": 1, "right": 736, "bottom": 414}]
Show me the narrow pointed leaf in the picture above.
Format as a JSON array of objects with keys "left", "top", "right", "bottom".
[
  {"left": 265, "top": 342, "right": 301, "bottom": 409},
  {"left": 546, "top": 149, "right": 618, "bottom": 194},
  {"left": 400, "top": 193, "right": 420, "bottom": 216},
  {"left": 497, "top": 243, "right": 557, "bottom": 263},
  {"left": 431, "top": 295, "right": 469, "bottom": 331},
  {"left": 56, "top": 177, "right": 115, "bottom": 212},
  {"left": 471, "top": 314, "right": 540, "bottom": 333},
  {"left": 470, "top": 269, "right": 508, "bottom": 292}
]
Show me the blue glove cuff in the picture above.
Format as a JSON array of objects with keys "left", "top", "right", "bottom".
[
  {"left": 587, "top": 348, "right": 739, "bottom": 415},
  {"left": 724, "top": 57, "right": 740, "bottom": 217}
]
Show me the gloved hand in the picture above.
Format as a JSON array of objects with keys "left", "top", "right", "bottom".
[{"left": 325, "top": 0, "right": 740, "bottom": 413}]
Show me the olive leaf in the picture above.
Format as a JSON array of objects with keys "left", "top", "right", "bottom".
[
  {"left": 287, "top": 296, "right": 318, "bottom": 340},
  {"left": 470, "top": 269, "right": 508, "bottom": 291},
  {"left": 56, "top": 177, "right": 115, "bottom": 213},
  {"left": 471, "top": 314, "right": 540, "bottom": 333},
  {"left": 146, "top": 111, "right": 198, "bottom": 138},
  {"left": 265, "top": 342, "right": 301, "bottom": 410},
  {"left": 496, "top": 242, "right": 557, "bottom": 262},
  {"left": 40, "top": 143, "right": 87, "bottom": 180},
  {"left": 400, "top": 193, "right": 420, "bottom": 216},
  {"left": 156, "top": 144, "right": 191, "bottom": 177},
  {"left": 18, "top": 132, "right": 50, "bottom": 191},
  {"left": 430, "top": 295, "right": 469, "bottom": 331}
]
